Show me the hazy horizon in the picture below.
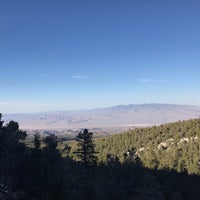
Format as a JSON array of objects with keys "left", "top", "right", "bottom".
[
  {"left": 2, "top": 102, "right": 200, "bottom": 115},
  {"left": 3, "top": 103, "right": 200, "bottom": 132}
]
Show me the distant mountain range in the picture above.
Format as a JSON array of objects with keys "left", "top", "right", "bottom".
[{"left": 2, "top": 104, "right": 200, "bottom": 133}]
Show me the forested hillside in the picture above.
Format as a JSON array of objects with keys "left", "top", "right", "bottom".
[
  {"left": 96, "top": 118, "right": 200, "bottom": 174},
  {"left": 68, "top": 118, "right": 200, "bottom": 175},
  {"left": 1, "top": 114, "right": 200, "bottom": 199}
]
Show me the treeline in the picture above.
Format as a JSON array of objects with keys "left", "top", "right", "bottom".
[{"left": 1, "top": 114, "right": 200, "bottom": 199}]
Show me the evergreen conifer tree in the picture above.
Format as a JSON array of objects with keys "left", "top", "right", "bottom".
[{"left": 75, "top": 129, "right": 98, "bottom": 166}]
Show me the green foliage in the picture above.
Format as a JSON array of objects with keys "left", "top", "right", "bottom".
[
  {"left": 0, "top": 115, "right": 27, "bottom": 199},
  {"left": 23, "top": 134, "right": 67, "bottom": 200},
  {"left": 33, "top": 132, "right": 41, "bottom": 149},
  {"left": 94, "top": 118, "right": 200, "bottom": 175},
  {"left": 1, "top": 113, "right": 200, "bottom": 199},
  {"left": 74, "top": 129, "right": 98, "bottom": 166}
]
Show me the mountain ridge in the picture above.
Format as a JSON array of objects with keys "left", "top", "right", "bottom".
[{"left": 2, "top": 103, "right": 200, "bottom": 132}]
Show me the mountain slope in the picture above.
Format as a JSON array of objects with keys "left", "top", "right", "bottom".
[{"left": 91, "top": 118, "right": 200, "bottom": 175}]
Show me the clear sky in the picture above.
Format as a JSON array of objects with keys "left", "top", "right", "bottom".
[{"left": 1, "top": 0, "right": 200, "bottom": 113}]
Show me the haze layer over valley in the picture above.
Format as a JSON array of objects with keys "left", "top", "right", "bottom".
[{"left": 3, "top": 104, "right": 200, "bottom": 135}]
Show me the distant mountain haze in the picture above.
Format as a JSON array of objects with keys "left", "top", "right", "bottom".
[{"left": 2, "top": 104, "right": 200, "bottom": 131}]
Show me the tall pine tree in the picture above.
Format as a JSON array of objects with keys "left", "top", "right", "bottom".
[{"left": 75, "top": 129, "right": 97, "bottom": 167}]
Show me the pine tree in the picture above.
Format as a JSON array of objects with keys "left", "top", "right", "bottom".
[
  {"left": 74, "top": 129, "right": 98, "bottom": 166},
  {"left": 0, "top": 117, "right": 27, "bottom": 199}
]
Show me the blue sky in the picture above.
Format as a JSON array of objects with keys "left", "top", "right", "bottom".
[{"left": 1, "top": 0, "right": 200, "bottom": 113}]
